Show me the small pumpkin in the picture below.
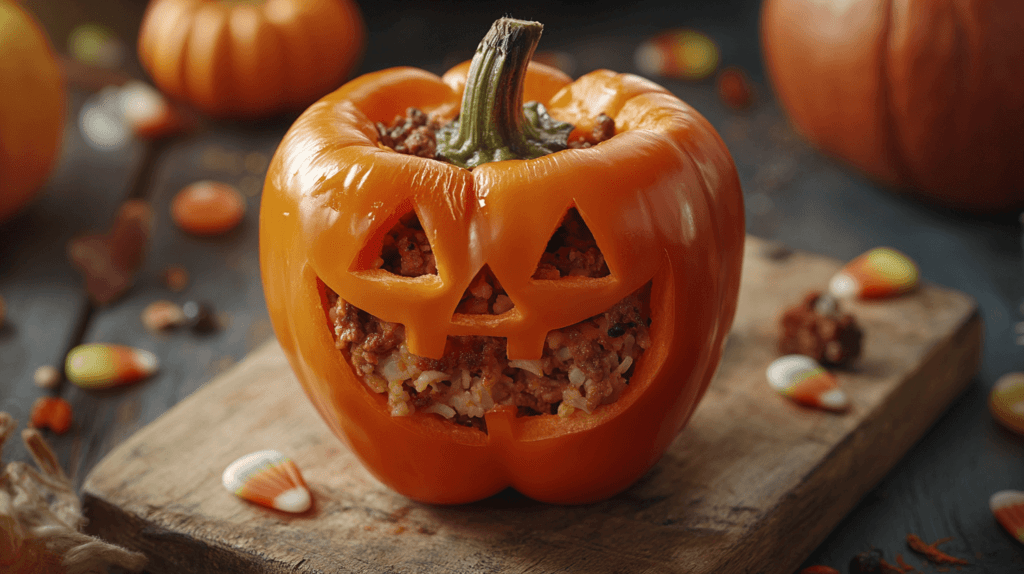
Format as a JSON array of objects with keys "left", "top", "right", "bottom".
[
  {"left": 761, "top": 0, "right": 1024, "bottom": 213},
  {"left": 138, "top": 0, "right": 365, "bottom": 119},
  {"left": 260, "top": 18, "right": 744, "bottom": 504},
  {"left": 0, "top": 0, "right": 65, "bottom": 223}
]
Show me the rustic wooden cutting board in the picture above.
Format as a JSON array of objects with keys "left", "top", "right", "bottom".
[{"left": 81, "top": 236, "right": 981, "bottom": 574}]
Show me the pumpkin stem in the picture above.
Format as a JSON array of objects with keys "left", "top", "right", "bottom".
[{"left": 436, "top": 17, "right": 572, "bottom": 169}]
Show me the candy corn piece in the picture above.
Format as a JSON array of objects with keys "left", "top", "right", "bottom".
[
  {"left": 634, "top": 28, "right": 720, "bottom": 81},
  {"left": 990, "top": 490, "right": 1024, "bottom": 544},
  {"left": 829, "top": 247, "right": 919, "bottom": 299},
  {"left": 990, "top": 373, "right": 1024, "bottom": 435},
  {"left": 766, "top": 355, "right": 849, "bottom": 411},
  {"left": 65, "top": 343, "right": 158, "bottom": 389},
  {"left": 222, "top": 450, "right": 311, "bottom": 513},
  {"left": 119, "top": 80, "right": 187, "bottom": 139}
]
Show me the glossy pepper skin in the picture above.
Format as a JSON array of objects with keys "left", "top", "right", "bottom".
[{"left": 260, "top": 58, "right": 744, "bottom": 504}]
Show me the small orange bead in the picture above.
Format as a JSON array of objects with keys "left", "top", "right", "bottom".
[
  {"left": 161, "top": 264, "right": 189, "bottom": 292},
  {"left": 171, "top": 181, "right": 246, "bottom": 236},
  {"left": 717, "top": 67, "right": 753, "bottom": 110},
  {"left": 30, "top": 397, "right": 73, "bottom": 434}
]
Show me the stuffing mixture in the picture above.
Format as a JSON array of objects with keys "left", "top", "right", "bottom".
[{"left": 324, "top": 107, "right": 649, "bottom": 429}]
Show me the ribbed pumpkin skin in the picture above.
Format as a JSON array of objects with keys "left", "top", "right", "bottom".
[
  {"left": 138, "top": 0, "right": 365, "bottom": 119},
  {"left": 762, "top": 0, "right": 1024, "bottom": 213},
  {"left": 0, "top": 0, "right": 65, "bottom": 223}
]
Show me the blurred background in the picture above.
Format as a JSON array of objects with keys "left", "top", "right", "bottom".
[{"left": 2, "top": 0, "right": 1023, "bottom": 572}]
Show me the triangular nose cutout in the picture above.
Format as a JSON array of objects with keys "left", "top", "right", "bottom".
[
  {"left": 362, "top": 210, "right": 438, "bottom": 277},
  {"left": 532, "top": 207, "right": 610, "bottom": 280},
  {"left": 454, "top": 265, "right": 515, "bottom": 316}
]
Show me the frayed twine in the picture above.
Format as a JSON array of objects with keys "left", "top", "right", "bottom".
[{"left": 0, "top": 412, "right": 147, "bottom": 574}]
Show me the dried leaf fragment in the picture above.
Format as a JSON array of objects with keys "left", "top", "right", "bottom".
[
  {"left": 0, "top": 412, "right": 147, "bottom": 573},
  {"left": 906, "top": 534, "right": 969, "bottom": 565},
  {"left": 68, "top": 200, "right": 153, "bottom": 305}
]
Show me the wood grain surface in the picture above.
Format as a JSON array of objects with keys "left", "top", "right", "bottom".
[{"left": 80, "top": 236, "right": 981, "bottom": 574}]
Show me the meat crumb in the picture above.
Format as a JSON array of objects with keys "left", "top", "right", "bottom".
[
  {"left": 778, "top": 291, "right": 862, "bottom": 367},
  {"left": 376, "top": 108, "right": 441, "bottom": 159},
  {"left": 568, "top": 113, "right": 616, "bottom": 149},
  {"left": 327, "top": 284, "right": 650, "bottom": 426}
]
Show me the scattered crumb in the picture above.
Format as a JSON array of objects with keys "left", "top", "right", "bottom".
[
  {"left": 33, "top": 365, "right": 61, "bottom": 389},
  {"left": 161, "top": 265, "right": 189, "bottom": 292},
  {"left": 141, "top": 300, "right": 186, "bottom": 332}
]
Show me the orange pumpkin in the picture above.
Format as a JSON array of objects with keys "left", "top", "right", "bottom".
[
  {"left": 0, "top": 0, "right": 65, "bottom": 223},
  {"left": 138, "top": 0, "right": 365, "bottom": 119},
  {"left": 761, "top": 0, "right": 1024, "bottom": 213}
]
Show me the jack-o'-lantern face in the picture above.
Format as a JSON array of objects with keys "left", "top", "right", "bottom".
[
  {"left": 260, "top": 61, "right": 744, "bottom": 504},
  {"left": 309, "top": 167, "right": 664, "bottom": 361}
]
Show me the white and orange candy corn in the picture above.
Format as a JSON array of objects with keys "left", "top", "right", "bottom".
[
  {"left": 65, "top": 343, "right": 158, "bottom": 389},
  {"left": 990, "top": 490, "right": 1024, "bottom": 544},
  {"left": 222, "top": 450, "right": 311, "bottom": 513},
  {"left": 990, "top": 373, "right": 1024, "bottom": 435},
  {"left": 829, "top": 247, "right": 919, "bottom": 299},
  {"left": 766, "top": 355, "right": 849, "bottom": 412},
  {"left": 634, "top": 28, "right": 720, "bottom": 81}
]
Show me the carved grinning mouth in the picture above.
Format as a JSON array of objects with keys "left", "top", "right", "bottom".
[
  {"left": 318, "top": 207, "right": 652, "bottom": 432},
  {"left": 321, "top": 280, "right": 652, "bottom": 432}
]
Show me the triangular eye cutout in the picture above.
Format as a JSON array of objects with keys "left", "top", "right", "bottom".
[
  {"left": 368, "top": 210, "right": 438, "bottom": 277},
  {"left": 532, "top": 207, "right": 610, "bottom": 280},
  {"left": 454, "top": 265, "right": 515, "bottom": 315}
]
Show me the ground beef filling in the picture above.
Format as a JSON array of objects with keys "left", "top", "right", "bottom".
[
  {"left": 327, "top": 284, "right": 651, "bottom": 427},
  {"left": 374, "top": 107, "right": 616, "bottom": 160},
  {"left": 375, "top": 108, "right": 441, "bottom": 159},
  {"left": 329, "top": 106, "right": 646, "bottom": 428}
]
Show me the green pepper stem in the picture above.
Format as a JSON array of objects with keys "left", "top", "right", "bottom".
[{"left": 436, "top": 18, "right": 572, "bottom": 169}]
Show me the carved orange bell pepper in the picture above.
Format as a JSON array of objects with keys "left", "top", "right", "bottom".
[{"left": 260, "top": 18, "right": 744, "bottom": 504}]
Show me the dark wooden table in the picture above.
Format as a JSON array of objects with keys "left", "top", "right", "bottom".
[{"left": 2, "top": 1, "right": 1022, "bottom": 572}]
